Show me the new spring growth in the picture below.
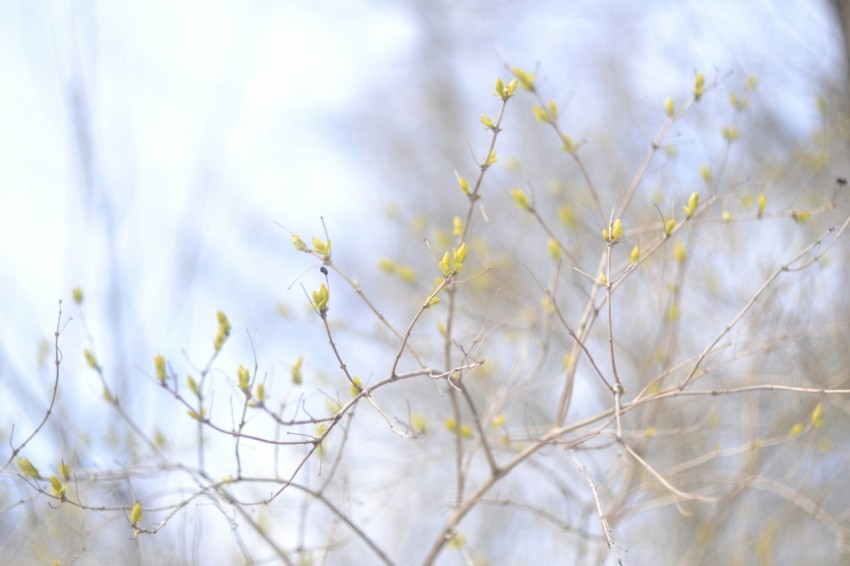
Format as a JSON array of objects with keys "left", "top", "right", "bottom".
[
  {"left": 494, "top": 76, "right": 517, "bottom": 100},
  {"left": 311, "top": 237, "right": 331, "bottom": 262},
  {"left": 663, "top": 97, "right": 675, "bottom": 117},
  {"left": 453, "top": 216, "right": 463, "bottom": 236},
  {"left": 439, "top": 243, "right": 468, "bottom": 276},
  {"left": 547, "top": 238, "right": 561, "bottom": 260},
  {"left": 84, "top": 349, "right": 98, "bottom": 370},
  {"left": 154, "top": 354, "right": 167, "bottom": 384},
  {"left": 292, "top": 234, "right": 308, "bottom": 252},
  {"left": 694, "top": 71, "right": 706, "bottom": 101},
  {"left": 722, "top": 126, "right": 740, "bottom": 141},
  {"left": 17, "top": 457, "right": 40, "bottom": 479},
  {"left": 456, "top": 173, "right": 471, "bottom": 195},
  {"left": 59, "top": 461, "right": 70, "bottom": 481},
  {"left": 312, "top": 283, "right": 329, "bottom": 315},
  {"left": 187, "top": 375, "right": 200, "bottom": 397},
  {"left": 683, "top": 191, "right": 700, "bottom": 218},
  {"left": 215, "top": 310, "right": 232, "bottom": 351},
  {"left": 237, "top": 364, "right": 251, "bottom": 396},
  {"left": 811, "top": 402, "right": 824, "bottom": 428},
  {"left": 72, "top": 287, "right": 84, "bottom": 305},
  {"left": 512, "top": 67, "right": 535, "bottom": 91},
  {"left": 480, "top": 113, "right": 495, "bottom": 129},
  {"left": 560, "top": 133, "right": 577, "bottom": 153},
  {"left": 483, "top": 150, "right": 497, "bottom": 168},
  {"left": 130, "top": 502, "right": 143, "bottom": 527},
  {"left": 603, "top": 219, "right": 624, "bottom": 243},
  {"left": 629, "top": 244, "right": 640, "bottom": 264},
  {"left": 50, "top": 476, "right": 66, "bottom": 498},
  {"left": 673, "top": 241, "right": 687, "bottom": 263},
  {"left": 510, "top": 188, "right": 532, "bottom": 211},
  {"left": 350, "top": 377, "right": 363, "bottom": 397},
  {"left": 291, "top": 357, "right": 303, "bottom": 385},
  {"left": 665, "top": 218, "right": 676, "bottom": 236},
  {"left": 757, "top": 193, "right": 767, "bottom": 218},
  {"left": 792, "top": 211, "right": 811, "bottom": 223}
]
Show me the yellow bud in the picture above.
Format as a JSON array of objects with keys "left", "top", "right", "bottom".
[
  {"left": 292, "top": 356, "right": 303, "bottom": 385},
  {"left": 547, "top": 238, "right": 561, "bottom": 260},
  {"left": 643, "top": 426, "right": 656, "bottom": 437},
  {"left": 694, "top": 71, "right": 706, "bottom": 101},
  {"left": 722, "top": 126, "right": 740, "bottom": 141},
  {"left": 437, "top": 321, "right": 446, "bottom": 336},
  {"left": 665, "top": 218, "right": 676, "bottom": 236},
  {"left": 598, "top": 273, "right": 607, "bottom": 285},
  {"left": 481, "top": 113, "right": 495, "bottom": 129},
  {"left": 444, "top": 417, "right": 457, "bottom": 432},
  {"left": 560, "top": 133, "right": 576, "bottom": 153},
  {"left": 452, "top": 242, "right": 468, "bottom": 270},
  {"left": 547, "top": 100, "right": 558, "bottom": 119},
  {"left": 532, "top": 104, "right": 548, "bottom": 123},
  {"left": 722, "top": 210, "right": 732, "bottom": 222},
  {"left": 154, "top": 354, "right": 167, "bottom": 384},
  {"left": 683, "top": 191, "right": 699, "bottom": 218},
  {"left": 792, "top": 211, "right": 810, "bottom": 223},
  {"left": 426, "top": 295, "right": 440, "bottom": 308},
  {"left": 18, "top": 457, "right": 40, "bottom": 479},
  {"left": 757, "top": 193, "right": 767, "bottom": 217},
  {"left": 452, "top": 216, "right": 463, "bottom": 236},
  {"left": 504, "top": 79, "right": 518, "bottom": 97},
  {"left": 50, "top": 476, "right": 66, "bottom": 498},
  {"left": 378, "top": 258, "right": 395, "bottom": 273},
  {"left": 439, "top": 251, "right": 452, "bottom": 276},
  {"left": 312, "top": 283, "right": 330, "bottom": 314},
  {"left": 483, "top": 150, "right": 497, "bottom": 167},
  {"left": 667, "top": 302, "right": 680, "bottom": 321},
  {"left": 187, "top": 408, "right": 204, "bottom": 421},
  {"left": 397, "top": 265, "right": 416, "bottom": 283},
  {"left": 217, "top": 310, "right": 228, "bottom": 326},
  {"left": 412, "top": 413, "right": 427, "bottom": 434},
  {"left": 350, "top": 377, "right": 363, "bottom": 397},
  {"left": 746, "top": 75, "right": 758, "bottom": 91},
  {"left": 59, "top": 461, "right": 70, "bottom": 481},
  {"left": 292, "top": 234, "right": 308, "bottom": 252},
  {"left": 311, "top": 237, "right": 332, "bottom": 261},
  {"left": 187, "top": 375, "right": 199, "bottom": 396},
  {"left": 449, "top": 533, "right": 467, "bottom": 549},
  {"left": 237, "top": 364, "right": 250, "bottom": 394},
  {"left": 460, "top": 425, "right": 473, "bottom": 439},
  {"left": 457, "top": 174, "right": 471, "bottom": 195},
  {"left": 811, "top": 402, "right": 824, "bottom": 428},
  {"left": 129, "top": 502, "right": 143, "bottom": 526},
  {"left": 494, "top": 77, "right": 504, "bottom": 97},
  {"left": 72, "top": 287, "right": 84, "bottom": 305},
  {"left": 673, "top": 241, "right": 687, "bottom": 263},
  {"left": 84, "top": 349, "right": 98, "bottom": 369},
  {"left": 611, "top": 218, "right": 624, "bottom": 241},
  {"left": 700, "top": 165, "right": 713, "bottom": 184},
  {"left": 663, "top": 97, "right": 675, "bottom": 117},
  {"left": 253, "top": 383, "right": 266, "bottom": 402},
  {"left": 789, "top": 422, "right": 804, "bottom": 438},
  {"left": 558, "top": 205, "right": 577, "bottom": 229},
  {"left": 491, "top": 414, "right": 506, "bottom": 428},
  {"left": 510, "top": 188, "right": 532, "bottom": 211},
  {"left": 629, "top": 244, "right": 640, "bottom": 264},
  {"left": 512, "top": 66, "right": 535, "bottom": 90}
]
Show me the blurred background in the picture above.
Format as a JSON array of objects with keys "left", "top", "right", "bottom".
[{"left": 2, "top": 1, "right": 850, "bottom": 564}]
